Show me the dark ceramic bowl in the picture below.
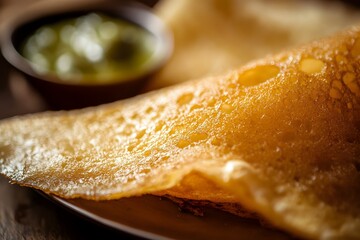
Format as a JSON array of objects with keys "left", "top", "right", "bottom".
[{"left": 1, "top": 0, "right": 172, "bottom": 110}]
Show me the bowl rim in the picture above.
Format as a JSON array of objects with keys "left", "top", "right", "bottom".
[{"left": 1, "top": 0, "right": 173, "bottom": 87}]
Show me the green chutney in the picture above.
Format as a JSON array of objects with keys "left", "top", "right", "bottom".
[{"left": 21, "top": 13, "right": 157, "bottom": 84}]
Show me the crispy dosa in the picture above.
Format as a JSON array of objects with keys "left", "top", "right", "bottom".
[
  {"left": 147, "top": 0, "right": 360, "bottom": 90},
  {"left": 1, "top": 27, "right": 360, "bottom": 239}
]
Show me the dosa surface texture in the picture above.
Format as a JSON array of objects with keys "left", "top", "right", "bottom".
[{"left": 1, "top": 28, "right": 360, "bottom": 239}]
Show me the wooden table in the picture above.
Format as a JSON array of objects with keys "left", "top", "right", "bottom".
[{"left": 0, "top": 177, "right": 143, "bottom": 240}]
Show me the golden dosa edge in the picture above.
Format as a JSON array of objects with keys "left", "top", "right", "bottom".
[{"left": 1, "top": 27, "right": 360, "bottom": 239}]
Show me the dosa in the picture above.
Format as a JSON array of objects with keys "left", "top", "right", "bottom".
[{"left": 1, "top": 27, "right": 360, "bottom": 239}]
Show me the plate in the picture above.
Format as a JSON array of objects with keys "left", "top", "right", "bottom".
[{"left": 46, "top": 194, "right": 294, "bottom": 240}]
